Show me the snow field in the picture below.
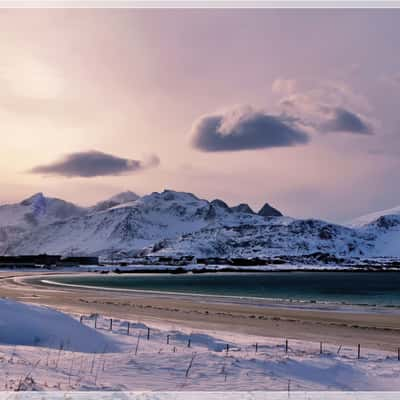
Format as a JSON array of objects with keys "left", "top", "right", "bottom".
[{"left": 1, "top": 304, "right": 400, "bottom": 391}]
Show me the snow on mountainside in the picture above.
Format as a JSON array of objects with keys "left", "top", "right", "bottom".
[
  {"left": 0, "top": 192, "right": 84, "bottom": 228},
  {"left": 348, "top": 205, "right": 400, "bottom": 227},
  {"left": 0, "top": 193, "right": 86, "bottom": 254},
  {"left": 356, "top": 214, "right": 400, "bottom": 257},
  {"left": 147, "top": 217, "right": 376, "bottom": 258},
  {"left": 3, "top": 190, "right": 283, "bottom": 257},
  {"left": 2, "top": 189, "right": 400, "bottom": 259},
  {"left": 90, "top": 191, "right": 140, "bottom": 212}
]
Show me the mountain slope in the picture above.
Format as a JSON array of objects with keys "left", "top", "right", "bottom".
[
  {"left": 7, "top": 190, "right": 271, "bottom": 257},
  {"left": 3, "top": 190, "right": 400, "bottom": 260},
  {"left": 90, "top": 191, "right": 140, "bottom": 212},
  {"left": 348, "top": 205, "right": 400, "bottom": 227},
  {"left": 146, "top": 218, "right": 375, "bottom": 258},
  {"left": 356, "top": 215, "right": 400, "bottom": 257},
  {"left": 0, "top": 193, "right": 86, "bottom": 254}
]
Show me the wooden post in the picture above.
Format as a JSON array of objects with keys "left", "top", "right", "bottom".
[
  {"left": 285, "top": 339, "right": 288, "bottom": 353},
  {"left": 398, "top": 347, "right": 400, "bottom": 361},
  {"left": 187, "top": 338, "right": 191, "bottom": 348},
  {"left": 94, "top": 315, "right": 97, "bottom": 329},
  {"left": 173, "top": 346, "right": 176, "bottom": 353},
  {"left": 357, "top": 344, "right": 361, "bottom": 359},
  {"left": 135, "top": 333, "right": 141, "bottom": 356},
  {"left": 147, "top": 327, "right": 150, "bottom": 340},
  {"left": 109, "top": 319, "right": 113, "bottom": 331},
  {"left": 320, "top": 341, "right": 323, "bottom": 355},
  {"left": 255, "top": 343, "right": 258, "bottom": 353},
  {"left": 167, "top": 335, "right": 170, "bottom": 344},
  {"left": 226, "top": 344, "right": 229, "bottom": 354},
  {"left": 127, "top": 322, "right": 130, "bottom": 336}
]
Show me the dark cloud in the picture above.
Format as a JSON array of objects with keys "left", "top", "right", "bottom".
[
  {"left": 320, "top": 107, "right": 372, "bottom": 135},
  {"left": 30, "top": 151, "right": 160, "bottom": 177},
  {"left": 190, "top": 108, "right": 310, "bottom": 152}
]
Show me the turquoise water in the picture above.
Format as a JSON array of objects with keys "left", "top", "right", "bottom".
[{"left": 47, "top": 272, "right": 400, "bottom": 307}]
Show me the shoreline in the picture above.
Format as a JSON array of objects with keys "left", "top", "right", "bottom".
[
  {"left": 37, "top": 274, "right": 400, "bottom": 314},
  {"left": 2, "top": 271, "right": 400, "bottom": 352}
]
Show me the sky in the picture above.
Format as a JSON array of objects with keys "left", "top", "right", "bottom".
[{"left": 0, "top": 8, "right": 400, "bottom": 222}]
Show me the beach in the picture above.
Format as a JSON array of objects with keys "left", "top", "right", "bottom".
[{"left": 1, "top": 271, "right": 400, "bottom": 353}]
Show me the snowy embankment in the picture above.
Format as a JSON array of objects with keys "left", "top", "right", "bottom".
[
  {"left": 1, "top": 299, "right": 400, "bottom": 391},
  {"left": 0, "top": 299, "right": 119, "bottom": 353}
]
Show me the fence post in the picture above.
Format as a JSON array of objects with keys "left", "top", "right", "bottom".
[
  {"left": 147, "top": 327, "right": 150, "bottom": 340},
  {"left": 135, "top": 333, "right": 141, "bottom": 356},
  {"left": 255, "top": 343, "right": 258, "bottom": 353},
  {"left": 320, "top": 341, "right": 323, "bottom": 355},
  {"left": 109, "top": 319, "right": 113, "bottom": 331},
  {"left": 127, "top": 322, "right": 130, "bottom": 336},
  {"left": 94, "top": 315, "right": 97, "bottom": 329},
  {"left": 187, "top": 338, "right": 191, "bottom": 348},
  {"left": 357, "top": 344, "right": 361, "bottom": 359},
  {"left": 398, "top": 347, "right": 400, "bottom": 361},
  {"left": 167, "top": 335, "right": 170, "bottom": 345},
  {"left": 226, "top": 344, "right": 229, "bottom": 354},
  {"left": 79, "top": 316, "right": 83, "bottom": 324},
  {"left": 285, "top": 339, "right": 288, "bottom": 353}
]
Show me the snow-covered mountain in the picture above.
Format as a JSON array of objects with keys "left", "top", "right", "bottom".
[
  {"left": 348, "top": 205, "right": 400, "bottom": 227},
  {"left": 146, "top": 218, "right": 373, "bottom": 259},
  {"left": 0, "top": 193, "right": 86, "bottom": 253},
  {"left": 90, "top": 191, "right": 140, "bottom": 212},
  {"left": 4, "top": 190, "right": 272, "bottom": 256},
  {"left": 1, "top": 190, "right": 400, "bottom": 259}
]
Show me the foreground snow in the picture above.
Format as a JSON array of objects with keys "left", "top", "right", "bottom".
[
  {"left": 0, "top": 301, "right": 400, "bottom": 391},
  {"left": 0, "top": 299, "right": 119, "bottom": 353}
]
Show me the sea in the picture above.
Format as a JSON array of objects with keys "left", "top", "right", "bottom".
[{"left": 45, "top": 271, "right": 400, "bottom": 308}]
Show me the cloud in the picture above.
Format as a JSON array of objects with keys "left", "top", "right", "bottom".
[
  {"left": 30, "top": 151, "right": 160, "bottom": 177},
  {"left": 190, "top": 106, "right": 310, "bottom": 152},
  {"left": 279, "top": 81, "right": 374, "bottom": 135},
  {"left": 271, "top": 79, "right": 297, "bottom": 95},
  {"left": 320, "top": 107, "right": 372, "bottom": 134}
]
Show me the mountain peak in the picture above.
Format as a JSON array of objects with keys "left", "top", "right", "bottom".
[
  {"left": 210, "top": 199, "right": 230, "bottom": 210},
  {"left": 91, "top": 191, "right": 140, "bottom": 212},
  {"left": 159, "top": 189, "right": 199, "bottom": 201},
  {"left": 258, "top": 202, "right": 283, "bottom": 217},
  {"left": 231, "top": 203, "right": 255, "bottom": 214},
  {"left": 20, "top": 192, "right": 45, "bottom": 206},
  {"left": 107, "top": 191, "right": 140, "bottom": 204}
]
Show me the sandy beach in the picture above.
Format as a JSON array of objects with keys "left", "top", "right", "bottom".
[{"left": 1, "top": 271, "right": 400, "bottom": 353}]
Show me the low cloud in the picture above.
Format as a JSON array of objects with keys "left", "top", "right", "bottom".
[
  {"left": 320, "top": 107, "right": 372, "bottom": 134},
  {"left": 30, "top": 151, "right": 160, "bottom": 177},
  {"left": 190, "top": 107, "right": 310, "bottom": 152}
]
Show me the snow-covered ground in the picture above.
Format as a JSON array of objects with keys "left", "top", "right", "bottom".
[
  {"left": 1, "top": 299, "right": 400, "bottom": 391},
  {"left": 0, "top": 299, "right": 119, "bottom": 354}
]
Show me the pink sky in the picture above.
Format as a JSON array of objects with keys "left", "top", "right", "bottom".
[{"left": 0, "top": 9, "right": 399, "bottom": 222}]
